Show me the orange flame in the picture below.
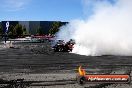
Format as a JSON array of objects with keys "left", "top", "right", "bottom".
[{"left": 78, "top": 66, "right": 86, "bottom": 76}]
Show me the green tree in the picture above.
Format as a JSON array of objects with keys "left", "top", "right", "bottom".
[
  {"left": 0, "top": 24, "right": 2, "bottom": 34},
  {"left": 49, "top": 22, "right": 61, "bottom": 34},
  {"left": 36, "top": 27, "right": 43, "bottom": 35},
  {"left": 8, "top": 25, "right": 15, "bottom": 38},
  {"left": 23, "top": 26, "right": 28, "bottom": 35},
  {"left": 14, "top": 24, "right": 23, "bottom": 36},
  {"left": 8, "top": 24, "right": 29, "bottom": 38}
]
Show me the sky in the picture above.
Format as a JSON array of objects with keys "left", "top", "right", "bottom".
[{"left": 0, "top": 0, "right": 115, "bottom": 22}]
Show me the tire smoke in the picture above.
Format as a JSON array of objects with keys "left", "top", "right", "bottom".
[{"left": 56, "top": 0, "right": 132, "bottom": 56}]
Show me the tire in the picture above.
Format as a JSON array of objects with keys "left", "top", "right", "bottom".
[
  {"left": 58, "top": 46, "right": 63, "bottom": 52},
  {"left": 77, "top": 76, "right": 86, "bottom": 85}
]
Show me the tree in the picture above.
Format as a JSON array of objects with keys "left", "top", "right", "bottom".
[
  {"left": 14, "top": 24, "right": 23, "bottom": 37},
  {"left": 8, "top": 25, "right": 15, "bottom": 38},
  {"left": 8, "top": 24, "right": 29, "bottom": 38},
  {"left": 23, "top": 26, "right": 28, "bottom": 35},
  {"left": 36, "top": 26, "right": 43, "bottom": 35},
  {"left": 49, "top": 22, "right": 61, "bottom": 34},
  {"left": 0, "top": 24, "right": 2, "bottom": 34}
]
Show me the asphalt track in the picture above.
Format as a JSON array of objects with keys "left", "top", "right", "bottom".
[
  {"left": 0, "top": 43, "right": 132, "bottom": 73},
  {"left": 0, "top": 43, "right": 132, "bottom": 88}
]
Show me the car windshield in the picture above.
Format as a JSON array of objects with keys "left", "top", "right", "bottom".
[{"left": 57, "top": 40, "right": 64, "bottom": 44}]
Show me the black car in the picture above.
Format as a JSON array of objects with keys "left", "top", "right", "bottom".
[{"left": 53, "top": 39, "right": 75, "bottom": 52}]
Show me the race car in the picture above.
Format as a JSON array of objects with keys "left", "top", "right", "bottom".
[{"left": 53, "top": 39, "right": 75, "bottom": 52}]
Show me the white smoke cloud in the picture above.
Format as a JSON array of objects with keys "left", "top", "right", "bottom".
[{"left": 56, "top": 0, "right": 132, "bottom": 56}]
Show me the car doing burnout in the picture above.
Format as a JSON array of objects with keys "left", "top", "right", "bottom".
[{"left": 53, "top": 39, "right": 75, "bottom": 52}]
